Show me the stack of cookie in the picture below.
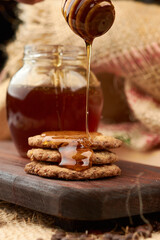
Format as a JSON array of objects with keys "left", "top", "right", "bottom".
[{"left": 25, "top": 132, "right": 122, "bottom": 180}]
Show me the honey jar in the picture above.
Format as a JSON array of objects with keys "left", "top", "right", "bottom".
[{"left": 7, "top": 45, "right": 103, "bottom": 157}]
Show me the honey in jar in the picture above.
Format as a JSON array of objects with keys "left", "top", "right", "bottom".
[{"left": 7, "top": 45, "right": 103, "bottom": 157}]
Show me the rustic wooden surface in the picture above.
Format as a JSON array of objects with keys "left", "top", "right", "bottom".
[{"left": 0, "top": 140, "right": 160, "bottom": 221}]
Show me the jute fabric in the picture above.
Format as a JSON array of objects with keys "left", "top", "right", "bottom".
[{"left": 0, "top": 201, "right": 159, "bottom": 240}]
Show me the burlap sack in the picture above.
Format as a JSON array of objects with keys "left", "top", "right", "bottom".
[
  {"left": 0, "top": 200, "right": 160, "bottom": 240},
  {"left": 1, "top": 0, "right": 160, "bottom": 139},
  {"left": 125, "top": 80, "right": 160, "bottom": 134}
]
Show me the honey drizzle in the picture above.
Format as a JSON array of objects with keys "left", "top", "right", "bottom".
[
  {"left": 48, "top": 0, "right": 115, "bottom": 171},
  {"left": 85, "top": 42, "right": 92, "bottom": 138},
  {"left": 62, "top": 0, "right": 115, "bottom": 137},
  {"left": 41, "top": 131, "right": 96, "bottom": 171},
  {"left": 59, "top": 145, "right": 93, "bottom": 171}
]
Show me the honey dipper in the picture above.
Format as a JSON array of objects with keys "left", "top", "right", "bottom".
[
  {"left": 62, "top": 0, "right": 115, "bottom": 136},
  {"left": 62, "top": 0, "right": 115, "bottom": 44}
]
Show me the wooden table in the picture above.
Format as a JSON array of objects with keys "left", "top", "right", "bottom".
[{"left": 0, "top": 141, "right": 159, "bottom": 221}]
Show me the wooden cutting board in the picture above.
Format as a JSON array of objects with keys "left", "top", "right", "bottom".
[{"left": 0, "top": 140, "right": 159, "bottom": 221}]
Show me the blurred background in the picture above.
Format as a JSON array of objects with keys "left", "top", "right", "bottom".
[
  {"left": 0, "top": 0, "right": 21, "bottom": 72},
  {"left": 0, "top": 0, "right": 159, "bottom": 72},
  {"left": 0, "top": 0, "right": 160, "bottom": 153}
]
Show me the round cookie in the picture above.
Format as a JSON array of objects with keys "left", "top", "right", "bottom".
[
  {"left": 28, "top": 132, "right": 122, "bottom": 150},
  {"left": 25, "top": 161, "right": 121, "bottom": 180},
  {"left": 125, "top": 80, "right": 160, "bottom": 133},
  {"left": 27, "top": 148, "right": 118, "bottom": 165}
]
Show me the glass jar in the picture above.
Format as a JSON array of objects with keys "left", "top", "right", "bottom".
[{"left": 7, "top": 45, "right": 103, "bottom": 157}]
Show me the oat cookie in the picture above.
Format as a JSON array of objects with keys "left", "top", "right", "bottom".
[
  {"left": 28, "top": 133, "right": 122, "bottom": 150},
  {"left": 27, "top": 148, "right": 118, "bottom": 165},
  {"left": 25, "top": 161, "right": 121, "bottom": 180}
]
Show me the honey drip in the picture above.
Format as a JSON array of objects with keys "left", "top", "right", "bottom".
[
  {"left": 48, "top": 0, "right": 115, "bottom": 171},
  {"left": 62, "top": 0, "right": 115, "bottom": 139},
  {"left": 41, "top": 131, "right": 101, "bottom": 171},
  {"left": 59, "top": 146, "right": 93, "bottom": 171},
  {"left": 85, "top": 42, "right": 92, "bottom": 137}
]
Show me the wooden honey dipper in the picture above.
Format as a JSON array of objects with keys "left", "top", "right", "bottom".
[
  {"left": 62, "top": 0, "right": 115, "bottom": 44},
  {"left": 62, "top": 0, "right": 115, "bottom": 137}
]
